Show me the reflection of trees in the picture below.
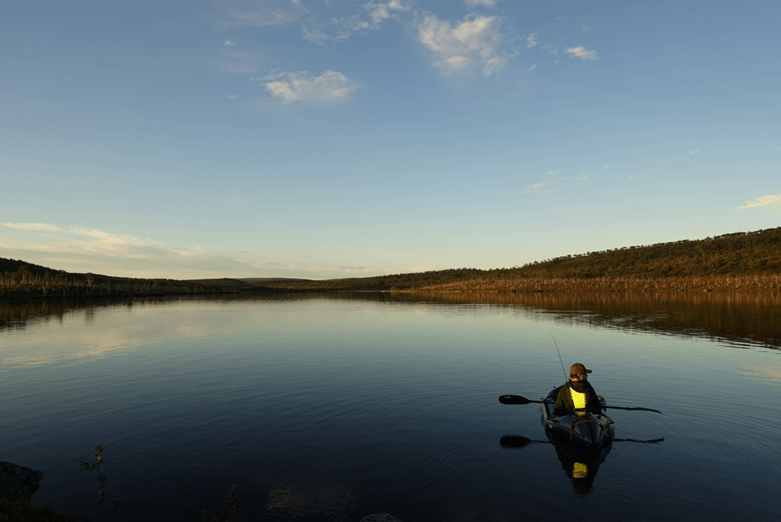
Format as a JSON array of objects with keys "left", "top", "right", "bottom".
[
  {"left": 2, "top": 291, "right": 779, "bottom": 350},
  {"left": 411, "top": 291, "right": 781, "bottom": 349}
]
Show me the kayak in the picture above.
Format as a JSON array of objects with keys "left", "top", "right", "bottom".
[{"left": 540, "top": 385, "right": 616, "bottom": 450}]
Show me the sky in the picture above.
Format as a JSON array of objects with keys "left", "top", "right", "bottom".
[{"left": 1, "top": 0, "right": 779, "bottom": 280}]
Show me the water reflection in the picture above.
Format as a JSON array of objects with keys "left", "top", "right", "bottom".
[
  {"left": 499, "top": 434, "right": 612, "bottom": 496},
  {"left": 2, "top": 290, "right": 780, "bottom": 350},
  {"left": 413, "top": 291, "right": 781, "bottom": 349},
  {"left": 552, "top": 440, "right": 613, "bottom": 497},
  {"left": 500, "top": 435, "right": 664, "bottom": 497}
]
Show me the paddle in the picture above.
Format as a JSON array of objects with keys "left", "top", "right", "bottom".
[{"left": 498, "top": 394, "right": 662, "bottom": 414}]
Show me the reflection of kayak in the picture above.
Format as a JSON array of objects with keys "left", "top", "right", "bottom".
[
  {"left": 552, "top": 437, "right": 613, "bottom": 497},
  {"left": 540, "top": 386, "right": 616, "bottom": 450}
]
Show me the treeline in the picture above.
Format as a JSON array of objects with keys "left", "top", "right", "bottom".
[
  {"left": 257, "top": 268, "right": 485, "bottom": 292},
  {"left": 0, "top": 260, "right": 269, "bottom": 300}
]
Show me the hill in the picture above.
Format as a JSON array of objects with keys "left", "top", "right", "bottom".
[
  {"left": 260, "top": 227, "right": 781, "bottom": 292},
  {"left": 2, "top": 227, "right": 780, "bottom": 298}
]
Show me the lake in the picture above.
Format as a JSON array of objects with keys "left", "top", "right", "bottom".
[{"left": 1, "top": 292, "right": 780, "bottom": 521}]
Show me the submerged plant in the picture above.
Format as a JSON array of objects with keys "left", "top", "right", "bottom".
[{"left": 78, "top": 445, "right": 128, "bottom": 519}]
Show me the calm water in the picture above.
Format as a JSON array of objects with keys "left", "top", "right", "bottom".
[{"left": 1, "top": 293, "right": 780, "bottom": 521}]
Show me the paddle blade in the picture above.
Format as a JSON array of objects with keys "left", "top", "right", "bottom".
[
  {"left": 500, "top": 435, "right": 532, "bottom": 449},
  {"left": 498, "top": 395, "right": 531, "bottom": 405}
]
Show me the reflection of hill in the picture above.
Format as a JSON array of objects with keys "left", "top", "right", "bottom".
[
  {"left": 411, "top": 291, "right": 781, "bottom": 349},
  {"left": 2, "top": 291, "right": 779, "bottom": 350}
]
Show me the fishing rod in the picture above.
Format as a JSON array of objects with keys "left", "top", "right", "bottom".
[{"left": 549, "top": 331, "right": 567, "bottom": 381}]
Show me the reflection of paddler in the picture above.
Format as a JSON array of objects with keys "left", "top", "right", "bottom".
[
  {"left": 572, "top": 461, "right": 588, "bottom": 479},
  {"left": 552, "top": 440, "right": 613, "bottom": 497}
]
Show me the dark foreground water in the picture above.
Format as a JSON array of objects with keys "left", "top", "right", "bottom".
[{"left": 1, "top": 292, "right": 780, "bottom": 521}]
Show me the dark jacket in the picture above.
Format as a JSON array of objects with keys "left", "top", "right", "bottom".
[{"left": 554, "top": 380, "right": 602, "bottom": 416}]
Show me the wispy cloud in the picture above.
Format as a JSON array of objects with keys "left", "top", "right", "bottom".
[
  {"left": 1, "top": 222, "right": 170, "bottom": 265},
  {"left": 262, "top": 70, "right": 360, "bottom": 103},
  {"left": 688, "top": 149, "right": 702, "bottom": 155},
  {"left": 218, "top": 1, "right": 298, "bottom": 28},
  {"left": 303, "top": 1, "right": 411, "bottom": 44},
  {"left": 2, "top": 222, "right": 63, "bottom": 232},
  {"left": 526, "top": 33, "right": 538, "bottom": 48},
  {"left": 217, "top": 49, "right": 262, "bottom": 74},
  {"left": 224, "top": 39, "right": 235, "bottom": 46},
  {"left": 416, "top": 13, "right": 514, "bottom": 76},
  {"left": 565, "top": 46, "right": 598, "bottom": 60},
  {"left": 464, "top": 0, "right": 496, "bottom": 8},
  {"left": 2, "top": 222, "right": 151, "bottom": 245},
  {"left": 525, "top": 172, "right": 589, "bottom": 194},
  {"left": 0, "top": 222, "right": 289, "bottom": 278},
  {"left": 734, "top": 194, "right": 781, "bottom": 209}
]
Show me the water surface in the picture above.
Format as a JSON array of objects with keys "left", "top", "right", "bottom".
[{"left": 1, "top": 293, "right": 779, "bottom": 521}]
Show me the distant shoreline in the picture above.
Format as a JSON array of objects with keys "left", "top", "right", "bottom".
[
  {"left": 3, "top": 226, "right": 781, "bottom": 301},
  {"left": 2, "top": 274, "right": 779, "bottom": 304}
]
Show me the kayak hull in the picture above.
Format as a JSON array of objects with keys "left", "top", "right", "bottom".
[{"left": 540, "top": 386, "right": 615, "bottom": 450}]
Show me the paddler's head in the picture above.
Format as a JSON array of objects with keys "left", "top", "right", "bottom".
[{"left": 569, "top": 363, "right": 592, "bottom": 381}]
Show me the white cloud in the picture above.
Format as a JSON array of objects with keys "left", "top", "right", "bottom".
[
  {"left": 464, "top": 0, "right": 496, "bottom": 7},
  {"left": 734, "top": 194, "right": 781, "bottom": 209},
  {"left": 417, "top": 13, "right": 512, "bottom": 76},
  {"left": 224, "top": 39, "right": 235, "bottom": 46},
  {"left": 566, "top": 46, "right": 598, "bottom": 60},
  {"left": 526, "top": 33, "right": 538, "bottom": 48},
  {"left": 263, "top": 70, "right": 360, "bottom": 103},
  {"left": 688, "top": 149, "right": 702, "bottom": 155},
  {"left": 581, "top": 24, "right": 594, "bottom": 32},
  {"left": 302, "top": 25, "right": 330, "bottom": 45},
  {"left": 366, "top": 1, "right": 408, "bottom": 25}
]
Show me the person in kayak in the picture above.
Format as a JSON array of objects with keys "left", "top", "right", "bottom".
[{"left": 554, "top": 363, "right": 603, "bottom": 416}]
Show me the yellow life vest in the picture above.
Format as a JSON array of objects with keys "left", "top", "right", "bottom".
[{"left": 569, "top": 387, "right": 587, "bottom": 416}]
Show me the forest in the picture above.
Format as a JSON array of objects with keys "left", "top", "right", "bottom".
[{"left": 2, "top": 227, "right": 780, "bottom": 300}]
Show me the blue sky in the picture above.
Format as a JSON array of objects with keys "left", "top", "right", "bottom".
[{"left": 2, "top": 0, "right": 779, "bottom": 279}]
